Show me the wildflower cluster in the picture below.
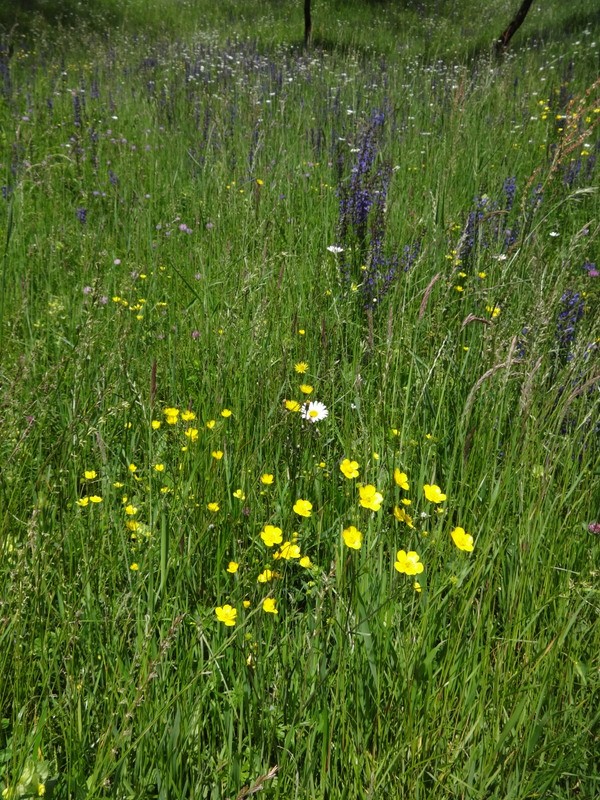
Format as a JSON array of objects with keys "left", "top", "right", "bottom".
[
  {"left": 338, "top": 462, "right": 475, "bottom": 595},
  {"left": 334, "top": 109, "right": 412, "bottom": 310},
  {"left": 74, "top": 402, "right": 238, "bottom": 570},
  {"left": 212, "top": 360, "right": 477, "bottom": 629},
  {"left": 453, "top": 179, "right": 520, "bottom": 271}
]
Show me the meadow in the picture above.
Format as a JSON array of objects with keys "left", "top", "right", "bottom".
[{"left": 0, "top": 1, "right": 599, "bottom": 797}]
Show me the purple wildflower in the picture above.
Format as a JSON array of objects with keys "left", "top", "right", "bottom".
[
  {"left": 72, "top": 92, "right": 82, "bottom": 128},
  {"left": 556, "top": 290, "right": 584, "bottom": 363},
  {"left": 503, "top": 176, "right": 516, "bottom": 211}
]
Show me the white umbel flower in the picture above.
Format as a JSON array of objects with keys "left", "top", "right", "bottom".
[{"left": 301, "top": 401, "right": 328, "bottom": 423}]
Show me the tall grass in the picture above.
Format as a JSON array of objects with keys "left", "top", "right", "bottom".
[{"left": 0, "top": 1, "right": 598, "bottom": 798}]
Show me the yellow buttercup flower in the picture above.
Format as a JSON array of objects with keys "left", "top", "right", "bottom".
[
  {"left": 293, "top": 498, "right": 313, "bottom": 517},
  {"left": 83, "top": 470, "right": 97, "bottom": 480},
  {"left": 393, "top": 469, "right": 409, "bottom": 490},
  {"left": 185, "top": 427, "right": 199, "bottom": 442},
  {"left": 423, "top": 484, "right": 446, "bottom": 503},
  {"left": 164, "top": 407, "right": 179, "bottom": 424},
  {"left": 342, "top": 525, "right": 362, "bottom": 550},
  {"left": 394, "top": 550, "right": 424, "bottom": 575},
  {"left": 215, "top": 605, "right": 237, "bottom": 626},
  {"left": 340, "top": 458, "right": 359, "bottom": 479},
  {"left": 260, "top": 525, "right": 283, "bottom": 547},
  {"left": 451, "top": 526, "right": 474, "bottom": 552},
  {"left": 275, "top": 541, "right": 301, "bottom": 560},
  {"left": 393, "top": 506, "right": 414, "bottom": 528},
  {"left": 260, "top": 473, "right": 274, "bottom": 485},
  {"left": 262, "top": 597, "right": 278, "bottom": 614},
  {"left": 358, "top": 484, "right": 383, "bottom": 511},
  {"left": 226, "top": 561, "right": 239, "bottom": 573}
]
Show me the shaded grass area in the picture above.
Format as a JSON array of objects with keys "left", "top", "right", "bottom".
[{"left": 0, "top": 0, "right": 597, "bottom": 58}]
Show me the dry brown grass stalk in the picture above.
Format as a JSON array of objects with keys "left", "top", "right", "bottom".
[
  {"left": 519, "top": 355, "right": 543, "bottom": 417},
  {"left": 234, "top": 766, "right": 279, "bottom": 799},
  {"left": 461, "top": 313, "right": 491, "bottom": 328},
  {"left": 557, "top": 373, "right": 600, "bottom": 426},
  {"left": 419, "top": 272, "right": 440, "bottom": 319},
  {"left": 463, "top": 336, "right": 519, "bottom": 419}
]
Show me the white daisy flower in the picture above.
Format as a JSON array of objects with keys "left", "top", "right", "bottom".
[{"left": 301, "top": 401, "right": 328, "bottom": 423}]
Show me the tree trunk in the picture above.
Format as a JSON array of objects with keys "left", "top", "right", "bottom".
[
  {"left": 304, "top": 0, "right": 312, "bottom": 47},
  {"left": 494, "top": 0, "right": 534, "bottom": 55}
]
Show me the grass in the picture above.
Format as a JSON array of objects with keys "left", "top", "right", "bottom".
[{"left": 0, "top": 1, "right": 599, "bottom": 798}]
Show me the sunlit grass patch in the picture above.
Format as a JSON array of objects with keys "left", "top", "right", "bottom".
[{"left": 0, "top": 1, "right": 598, "bottom": 797}]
